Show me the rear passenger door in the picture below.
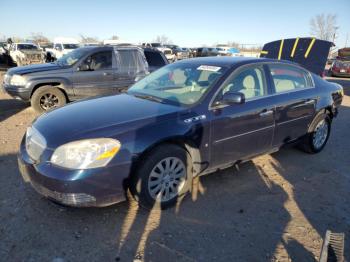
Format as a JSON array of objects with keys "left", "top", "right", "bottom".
[
  {"left": 267, "top": 63, "right": 316, "bottom": 146},
  {"left": 114, "top": 49, "right": 148, "bottom": 92}
]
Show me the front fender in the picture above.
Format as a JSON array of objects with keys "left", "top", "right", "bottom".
[
  {"left": 26, "top": 77, "right": 74, "bottom": 97},
  {"left": 116, "top": 116, "right": 211, "bottom": 176}
]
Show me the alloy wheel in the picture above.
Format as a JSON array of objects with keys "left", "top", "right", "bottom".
[
  {"left": 147, "top": 157, "right": 186, "bottom": 202},
  {"left": 312, "top": 119, "right": 329, "bottom": 149},
  {"left": 39, "top": 93, "right": 59, "bottom": 110}
]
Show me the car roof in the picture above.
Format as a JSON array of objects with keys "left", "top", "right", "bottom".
[{"left": 175, "top": 56, "right": 296, "bottom": 68}]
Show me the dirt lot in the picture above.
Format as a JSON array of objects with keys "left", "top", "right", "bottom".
[{"left": 0, "top": 72, "right": 349, "bottom": 262}]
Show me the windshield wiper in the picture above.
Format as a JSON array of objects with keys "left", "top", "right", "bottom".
[{"left": 132, "top": 93, "right": 165, "bottom": 104}]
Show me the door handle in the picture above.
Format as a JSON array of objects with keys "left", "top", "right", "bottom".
[
  {"left": 259, "top": 109, "right": 273, "bottom": 117},
  {"left": 103, "top": 72, "right": 111, "bottom": 76}
]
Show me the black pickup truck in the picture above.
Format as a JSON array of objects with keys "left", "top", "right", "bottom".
[{"left": 2, "top": 46, "right": 168, "bottom": 112}]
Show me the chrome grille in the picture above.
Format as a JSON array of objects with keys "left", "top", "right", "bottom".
[{"left": 26, "top": 127, "right": 46, "bottom": 162}]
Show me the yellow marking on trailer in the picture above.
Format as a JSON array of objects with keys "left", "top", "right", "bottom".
[
  {"left": 260, "top": 50, "right": 268, "bottom": 55},
  {"left": 290, "top": 37, "right": 299, "bottom": 57},
  {"left": 305, "top": 38, "right": 316, "bottom": 58},
  {"left": 278, "top": 39, "right": 284, "bottom": 60}
]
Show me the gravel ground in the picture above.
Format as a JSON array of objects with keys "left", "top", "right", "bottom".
[{"left": 0, "top": 71, "right": 349, "bottom": 262}]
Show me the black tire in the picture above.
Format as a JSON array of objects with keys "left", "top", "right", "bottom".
[
  {"left": 31, "top": 85, "right": 67, "bottom": 113},
  {"left": 129, "top": 144, "right": 193, "bottom": 209},
  {"left": 299, "top": 112, "right": 331, "bottom": 154}
]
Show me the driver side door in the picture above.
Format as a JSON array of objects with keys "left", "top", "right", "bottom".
[
  {"left": 72, "top": 50, "right": 116, "bottom": 99},
  {"left": 210, "top": 64, "right": 275, "bottom": 167}
]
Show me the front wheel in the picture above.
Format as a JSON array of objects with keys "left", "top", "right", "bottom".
[
  {"left": 31, "top": 86, "right": 67, "bottom": 113},
  {"left": 299, "top": 112, "right": 331, "bottom": 154},
  {"left": 129, "top": 144, "right": 193, "bottom": 209}
]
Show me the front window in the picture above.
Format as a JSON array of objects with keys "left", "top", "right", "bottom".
[
  {"left": 81, "top": 51, "right": 112, "bottom": 70},
  {"left": 128, "top": 63, "right": 228, "bottom": 106},
  {"left": 63, "top": 44, "right": 79, "bottom": 49},
  {"left": 56, "top": 48, "right": 89, "bottom": 66},
  {"left": 218, "top": 65, "right": 267, "bottom": 100},
  {"left": 17, "top": 44, "right": 38, "bottom": 50}
]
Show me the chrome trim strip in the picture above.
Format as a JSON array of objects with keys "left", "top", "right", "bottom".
[
  {"left": 214, "top": 125, "right": 275, "bottom": 144},
  {"left": 276, "top": 115, "right": 310, "bottom": 125}
]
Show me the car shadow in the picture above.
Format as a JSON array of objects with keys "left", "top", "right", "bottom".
[
  {"left": 0, "top": 98, "right": 30, "bottom": 122},
  {"left": 1, "top": 150, "right": 318, "bottom": 262}
]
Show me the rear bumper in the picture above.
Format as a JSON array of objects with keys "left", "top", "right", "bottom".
[
  {"left": 18, "top": 139, "right": 131, "bottom": 207},
  {"left": 331, "top": 71, "right": 350, "bottom": 77}
]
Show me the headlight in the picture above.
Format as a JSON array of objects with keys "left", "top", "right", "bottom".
[
  {"left": 26, "top": 126, "right": 47, "bottom": 161},
  {"left": 10, "top": 75, "right": 26, "bottom": 86},
  {"left": 51, "top": 138, "right": 121, "bottom": 169}
]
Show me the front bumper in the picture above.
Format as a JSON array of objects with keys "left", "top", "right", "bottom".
[
  {"left": 18, "top": 139, "right": 131, "bottom": 207},
  {"left": 2, "top": 83, "right": 31, "bottom": 101}
]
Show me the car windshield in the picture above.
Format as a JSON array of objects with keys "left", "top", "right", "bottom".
[
  {"left": 56, "top": 48, "right": 89, "bottom": 66},
  {"left": 18, "top": 44, "right": 38, "bottom": 50},
  {"left": 128, "top": 63, "right": 228, "bottom": 106},
  {"left": 151, "top": 43, "right": 161, "bottom": 47},
  {"left": 63, "top": 44, "right": 79, "bottom": 49},
  {"left": 43, "top": 44, "right": 53, "bottom": 48}
]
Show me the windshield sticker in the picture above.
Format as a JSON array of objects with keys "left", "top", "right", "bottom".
[{"left": 197, "top": 65, "right": 221, "bottom": 72}]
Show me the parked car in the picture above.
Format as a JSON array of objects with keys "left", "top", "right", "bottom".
[
  {"left": 164, "top": 45, "right": 190, "bottom": 60},
  {"left": 142, "top": 43, "right": 175, "bottom": 62},
  {"left": 330, "top": 59, "right": 350, "bottom": 77},
  {"left": 2, "top": 46, "right": 168, "bottom": 113},
  {"left": 195, "top": 47, "right": 219, "bottom": 57},
  {"left": 17, "top": 56, "right": 343, "bottom": 209},
  {"left": 8, "top": 43, "right": 45, "bottom": 66},
  {"left": 50, "top": 38, "right": 80, "bottom": 59},
  {"left": 39, "top": 43, "right": 55, "bottom": 62},
  {"left": 329, "top": 48, "right": 350, "bottom": 77}
]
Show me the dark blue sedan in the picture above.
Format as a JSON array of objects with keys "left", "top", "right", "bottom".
[{"left": 18, "top": 57, "right": 343, "bottom": 209}]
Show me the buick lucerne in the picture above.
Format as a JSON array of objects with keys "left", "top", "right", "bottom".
[{"left": 18, "top": 57, "right": 343, "bottom": 209}]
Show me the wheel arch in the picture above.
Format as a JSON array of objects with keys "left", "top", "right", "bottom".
[
  {"left": 125, "top": 137, "right": 202, "bottom": 188},
  {"left": 30, "top": 82, "right": 69, "bottom": 101}
]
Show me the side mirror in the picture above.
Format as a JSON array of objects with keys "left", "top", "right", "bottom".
[
  {"left": 78, "top": 64, "right": 91, "bottom": 71},
  {"left": 220, "top": 92, "right": 245, "bottom": 105}
]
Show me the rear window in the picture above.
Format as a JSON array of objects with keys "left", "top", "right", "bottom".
[
  {"left": 18, "top": 44, "right": 38, "bottom": 50},
  {"left": 269, "top": 64, "right": 313, "bottom": 93},
  {"left": 116, "top": 49, "right": 147, "bottom": 74},
  {"left": 144, "top": 50, "right": 166, "bottom": 67}
]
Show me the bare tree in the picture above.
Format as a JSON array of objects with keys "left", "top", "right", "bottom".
[
  {"left": 154, "top": 35, "right": 172, "bottom": 44},
  {"left": 80, "top": 34, "right": 99, "bottom": 43},
  {"left": 30, "top": 32, "right": 49, "bottom": 45},
  {"left": 226, "top": 41, "right": 240, "bottom": 48},
  {"left": 310, "top": 14, "right": 338, "bottom": 42},
  {"left": 111, "top": 35, "right": 119, "bottom": 40}
]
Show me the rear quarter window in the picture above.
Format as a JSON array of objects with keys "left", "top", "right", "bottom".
[{"left": 144, "top": 51, "right": 166, "bottom": 67}]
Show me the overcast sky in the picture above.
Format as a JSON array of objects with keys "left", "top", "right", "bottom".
[{"left": 0, "top": 0, "right": 349, "bottom": 47}]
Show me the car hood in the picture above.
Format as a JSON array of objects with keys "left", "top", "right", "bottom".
[
  {"left": 33, "top": 94, "right": 183, "bottom": 148},
  {"left": 7, "top": 63, "right": 63, "bottom": 75}
]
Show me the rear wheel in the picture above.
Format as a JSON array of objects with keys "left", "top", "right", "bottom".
[
  {"left": 299, "top": 112, "right": 331, "bottom": 154},
  {"left": 31, "top": 85, "right": 67, "bottom": 113},
  {"left": 129, "top": 144, "right": 193, "bottom": 209}
]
